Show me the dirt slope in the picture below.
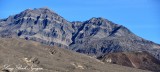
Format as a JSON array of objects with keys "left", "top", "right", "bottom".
[
  {"left": 99, "top": 51, "right": 160, "bottom": 72},
  {"left": 0, "top": 38, "right": 150, "bottom": 72}
]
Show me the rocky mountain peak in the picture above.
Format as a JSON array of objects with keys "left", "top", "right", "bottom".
[
  {"left": 86, "top": 17, "right": 109, "bottom": 25},
  {"left": 89, "top": 17, "right": 106, "bottom": 21},
  {"left": 33, "top": 7, "right": 57, "bottom": 15},
  {"left": 23, "top": 7, "right": 55, "bottom": 15},
  {"left": 0, "top": 8, "right": 73, "bottom": 47},
  {"left": 14, "top": 8, "right": 62, "bottom": 21}
]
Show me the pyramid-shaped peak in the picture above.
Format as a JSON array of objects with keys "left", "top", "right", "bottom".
[
  {"left": 31, "top": 7, "right": 55, "bottom": 14},
  {"left": 19, "top": 7, "right": 57, "bottom": 15},
  {"left": 8, "top": 7, "right": 67, "bottom": 24},
  {"left": 15, "top": 7, "right": 60, "bottom": 19},
  {"left": 34, "top": 7, "right": 52, "bottom": 11}
]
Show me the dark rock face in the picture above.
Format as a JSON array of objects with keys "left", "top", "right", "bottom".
[
  {"left": 98, "top": 51, "right": 160, "bottom": 72},
  {"left": 69, "top": 18, "right": 160, "bottom": 60},
  {"left": 0, "top": 8, "right": 160, "bottom": 60}
]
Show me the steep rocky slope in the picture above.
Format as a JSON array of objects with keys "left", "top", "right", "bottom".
[
  {"left": 0, "top": 38, "right": 149, "bottom": 72},
  {"left": 98, "top": 51, "right": 160, "bottom": 72},
  {"left": 0, "top": 8, "right": 160, "bottom": 60},
  {"left": 70, "top": 17, "right": 160, "bottom": 58},
  {"left": 0, "top": 8, "right": 73, "bottom": 47}
]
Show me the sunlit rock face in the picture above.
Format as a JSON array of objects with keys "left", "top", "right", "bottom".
[{"left": 0, "top": 8, "right": 74, "bottom": 47}]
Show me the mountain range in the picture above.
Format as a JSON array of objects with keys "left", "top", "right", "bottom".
[{"left": 0, "top": 8, "right": 160, "bottom": 71}]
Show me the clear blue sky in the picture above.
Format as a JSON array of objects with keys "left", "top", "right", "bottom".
[{"left": 0, "top": 0, "right": 160, "bottom": 44}]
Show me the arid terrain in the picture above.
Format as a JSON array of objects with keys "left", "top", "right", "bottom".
[
  {"left": 98, "top": 51, "right": 160, "bottom": 72},
  {"left": 0, "top": 38, "right": 150, "bottom": 72}
]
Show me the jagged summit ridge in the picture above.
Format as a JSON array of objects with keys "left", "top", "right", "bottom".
[
  {"left": 0, "top": 8, "right": 74, "bottom": 47},
  {"left": 14, "top": 8, "right": 66, "bottom": 23},
  {"left": 0, "top": 8, "right": 160, "bottom": 60}
]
